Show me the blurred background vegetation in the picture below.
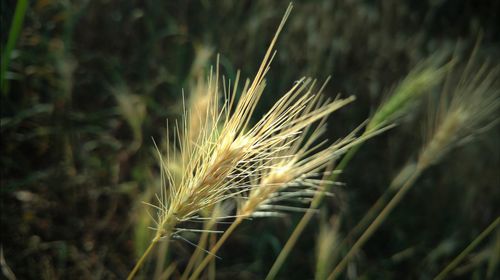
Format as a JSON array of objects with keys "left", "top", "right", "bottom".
[{"left": 1, "top": 0, "right": 499, "bottom": 279}]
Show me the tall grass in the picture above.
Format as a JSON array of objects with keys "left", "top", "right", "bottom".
[
  {"left": 128, "top": 5, "right": 499, "bottom": 280},
  {"left": 3, "top": 1, "right": 499, "bottom": 279}
]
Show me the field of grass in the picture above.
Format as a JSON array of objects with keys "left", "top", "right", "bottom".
[{"left": 1, "top": 1, "right": 499, "bottom": 279}]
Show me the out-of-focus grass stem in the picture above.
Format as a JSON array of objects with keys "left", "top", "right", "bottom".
[
  {"left": 1, "top": 0, "right": 28, "bottom": 95},
  {"left": 327, "top": 169, "right": 422, "bottom": 279},
  {"left": 434, "top": 217, "right": 500, "bottom": 280}
]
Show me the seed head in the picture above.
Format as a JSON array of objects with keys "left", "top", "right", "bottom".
[{"left": 418, "top": 51, "right": 499, "bottom": 169}]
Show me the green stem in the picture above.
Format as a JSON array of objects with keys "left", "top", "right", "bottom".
[
  {"left": 333, "top": 142, "right": 361, "bottom": 175},
  {"left": 327, "top": 169, "right": 422, "bottom": 279},
  {"left": 347, "top": 189, "right": 393, "bottom": 242},
  {"left": 331, "top": 162, "right": 417, "bottom": 266},
  {"left": 266, "top": 206, "right": 317, "bottom": 280},
  {"left": 153, "top": 237, "right": 170, "bottom": 280},
  {"left": 128, "top": 213, "right": 174, "bottom": 280},
  {"left": 127, "top": 237, "right": 159, "bottom": 280},
  {"left": 188, "top": 217, "right": 243, "bottom": 280},
  {"left": 325, "top": 188, "right": 393, "bottom": 267},
  {"left": 1, "top": 0, "right": 28, "bottom": 95},
  {"left": 434, "top": 217, "right": 500, "bottom": 280}
]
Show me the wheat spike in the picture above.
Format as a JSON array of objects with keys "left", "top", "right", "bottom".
[{"left": 418, "top": 52, "right": 499, "bottom": 169}]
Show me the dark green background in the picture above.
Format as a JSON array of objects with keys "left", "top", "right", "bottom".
[{"left": 1, "top": 0, "right": 499, "bottom": 279}]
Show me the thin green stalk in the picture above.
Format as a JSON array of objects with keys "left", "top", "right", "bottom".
[
  {"left": 333, "top": 141, "right": 362, "bottom": 175},
  {"left": 128, "top": 213, "right": 174, "bottom": 280},
  {"left": 153, "top": 238, "right": 170, "bottom": 279},
  {"left": 266, "top": 205, "right": 318, "bottom": 280},
  {"left": 327, "top": 187, "right": 393, "bottom": 264},
  {"left": 127, "top": 237, "right": 160, "bottom": 280},
  {"left": 332, "top": 162, "right": 417, "bottom": 262},
  {"left": 188, "top": 217, "right": 243, "bottom": 280},
  {"left": 265, "top": 145, "right": 360, "bottom": 280},
  {"left": 328, "top": 169, "right": 422, "bottom": 279},
  {"left": 434, "top": 217, "right": 500, "bottom": 280},
  {"left": 346, "top": 189, "right": 392, "bottom": 242},
  {"left": 1, "top": 0, "right": 28, "bottom": 94}
]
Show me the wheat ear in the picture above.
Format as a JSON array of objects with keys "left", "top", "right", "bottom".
[{"left": 328, "top": 50, "right": 499, "bottom": 279}]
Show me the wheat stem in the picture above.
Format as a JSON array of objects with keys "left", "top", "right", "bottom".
[
  {"left": 434, "top": 217, "right": 500, "bottom": 280},
  {"left": 323, "top": 187, "right": 394, "bottom": 269},
  {"left": 188, "top": 217, "right": 244, "bottom": 280},
  {"left": 327, "top": 169, "right": 422, "bottom": 279},
  {"left": 153, "top": 238, "right": 170, "bottom": 279},
  {"left": 348, "top": 189, "right": 392, "bottom": 240},
  {"left": 159, "top": 262, "right": 177, "bottom": 280},
  {"left": 128, "top": 212, "right": 174, "bottom": 279},
  {"left": 127, "top": 237, "right": 159, "bottom": 280},
  {"left": 330, "top": 162, "right": 417, "bottom": 264}
]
